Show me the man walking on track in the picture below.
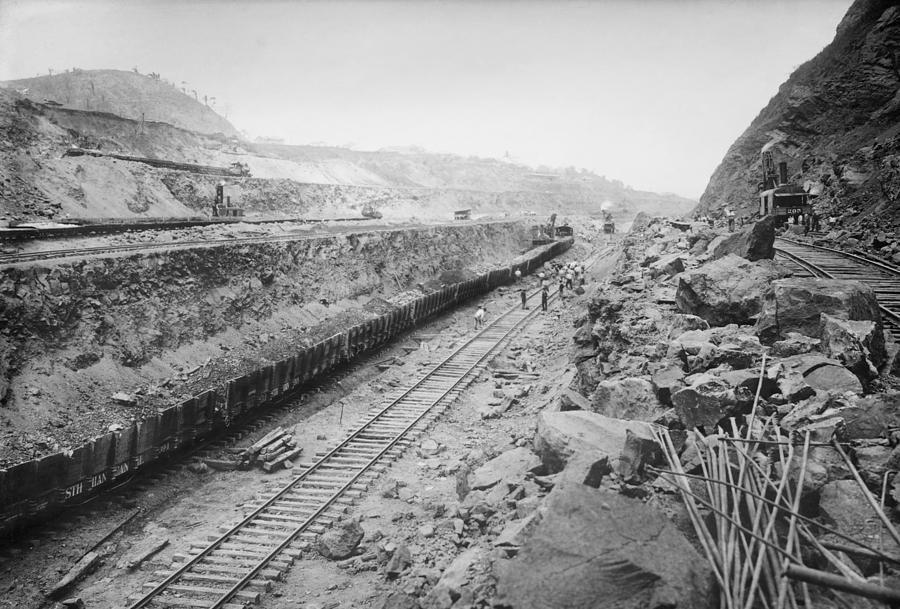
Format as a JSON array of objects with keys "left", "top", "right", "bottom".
[
  {"left": 541, "top": 286, "right": 549, "bottom": 311},
  {"left": 474, "top": 305, "right": 487, "bottom": 329},
  {"left": 520, "top": 288, "right": 528, "bottom": 310}
]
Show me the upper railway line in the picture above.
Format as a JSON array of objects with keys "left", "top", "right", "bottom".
[
  {"left": 774, "top": 237, "right": 900, "bottom": 341},
  {"left": 0, "top": 218, "right": 510, "bottom": 266}
]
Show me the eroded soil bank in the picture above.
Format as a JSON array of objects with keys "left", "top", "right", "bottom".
[{"left": 0, "top": 221, "right": 530, "bottom": 467}]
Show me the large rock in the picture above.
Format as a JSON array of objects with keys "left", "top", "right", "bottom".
[
  {"left": 317, "top": 518, "right": 364, "bottom": 559},
  {"left": 533, "top": 410, "right": 654, "bottom": 474},
  {"left": 495, "top": 484, "right": 711, "bottom": 609},
  {"left": 819, "top": 480, "right": 879, "bottom": 543},
  {"left": 470, "top": 447, "right": 541, "bottom": 490},
  {"left": 771, "top": 332, "right": 821, "bottom": 357},
  {"left": 675, "top": 255, "right": 788, "bottom": 326},
  {"left": 420, "top": 548, "right": 485, "bottom": 609},
  {"left": 755, "top": 279, "right": 885, "bottom": 358},
  {"left": 650, "top": 363, "right": 687, "bottom": 406},
  {"left": 648, "top": 253, "right": 685, "bottom": 279},
  {"left": 671, "top": 377, "right": 752, "bottom": 429},
  {"left": 779, "top": 354, "right": 863, "bottom": 397},
  {"left": 667, "top": 329, "right": 757, "bottom": 373},
  {"left": 589, "top": 377, "right": 663, "bottom": 421},
  {"left": 837, "top": 392, "right": 900, "bottom": 439},
  {"left": 819, "top": 313, "right": 883, "bottom": 378},
  {"left": 710, "top": 216, "right": 776, "bottom": 261}
]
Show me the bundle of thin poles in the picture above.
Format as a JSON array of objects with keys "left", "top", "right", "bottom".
[{"left": 652, "top": 354, "right": 900, "bottom": 608}]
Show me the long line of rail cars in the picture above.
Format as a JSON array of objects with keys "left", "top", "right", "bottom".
[{"left": 0, "top": 238, "right": 573, "bottom": 535}]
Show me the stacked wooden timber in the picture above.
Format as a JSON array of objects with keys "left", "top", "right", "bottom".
[{"left": 239, "top": 427, "right": 302, "bottom": 472}]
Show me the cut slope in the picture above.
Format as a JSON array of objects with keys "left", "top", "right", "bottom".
[{"left": 1, "top": 69, "right": 239, "bottom": 137}]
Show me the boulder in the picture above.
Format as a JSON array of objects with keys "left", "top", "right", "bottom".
[
  {"left": 317, "top": 518, "right": 364, "bottom": 559},
  {"left": 718, "top": 368, "right": 779, "bottom": 399},
  {"left": 755, "top": 279, "right": 884, "bottom": 356},
  {"left": 470, "top": 447, "right": 541, "bottom": 491},
  {"left": 778, "top": 354, "right": 863, "bottom": 397},
  {"left": 555, "top": 388, "right": 592, "bottom": 412},
  {"left": 589, "top": 377, "right": 663, "bottom": 421},
  {"left": 819, "top": 481, "right": 880, "bottom": 545},
  {"left": 420, "top": 549, "right": 485, "bottom": 609},
  {"left": 533, "top": 410, "right": 655, "bottom": 474},
  {"left": 385, "top": 544, "right": 413, "bottom": 579},
  {"left": 650, "top": 363, "right": 687, "bottom": 406},
  {"left": 667, "top": 314, "right": 710, "bottom": 338},
  {"left": 558, "top": 452, "right": 614, "bottom": 488},
  {"left": 379, "top": 592, "right": 418, "bottom": 609},
  {"left": 671, "top": 378, "right": 752, "bottom": 429},
  {"left": 771, "top": 332, "right": 821, "bottom": 357},
  {"left": 710, "top": 216, "right": 776, "bottom": 261},
  {"left": 819, "top": 313, "right": 883, "bottom": 379},
  {"left": 667, "top": 329, "right": 757, "bottom": 373},
  {"left": 675, "top": 255, "right": 788, "bottom": 326},
  {"left": 495, "top": 484, "right": 711, "bottom": 609},
  {"left": 648, "top": 253, "right": 685, "bottom": 279},
  {"left": 837, "top": 392, "right": 900, "bottom": 439},
  {"left": 617, "top": 429, "right": 662, "bottom": 483}
]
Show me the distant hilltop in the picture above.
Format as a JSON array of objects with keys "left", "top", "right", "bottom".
[{"left": 1, "top": 68, "right": 239, "bottom": 137}]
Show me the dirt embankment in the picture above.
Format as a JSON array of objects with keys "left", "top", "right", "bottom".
[{"left": 0, "top": 221, "right": 530, "bottom": 467}]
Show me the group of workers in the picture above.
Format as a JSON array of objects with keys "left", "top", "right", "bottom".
[{"left": 473, "top": 260, "right": 587, "bottom": 329}]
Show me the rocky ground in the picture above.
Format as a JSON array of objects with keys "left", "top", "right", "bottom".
[{"left": 7, "top": 212, "right": 900, "bottom": 609}]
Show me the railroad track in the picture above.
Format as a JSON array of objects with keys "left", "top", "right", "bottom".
[
  {"left": 0, "top": 233, "right": 333, "bottom": 266},
  {"left": 125, "top": 258, "right": 589, "bottom": 609},
  {"left": 775, "top": 237, "right": 900, "bottom": 341},
  {"left": 0, "top": 219, "right": 514, "bottom": 266}
]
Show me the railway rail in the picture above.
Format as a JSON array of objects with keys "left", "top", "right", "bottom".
[
  {"left": 0, "top": 232, "right": 333, "bottom": 266},
  {"left": 775, "top": 237, "right": 900, "bottom": 341},
  {"left": 126, "top": 261, "right": 589, "bottom": 609},
  {"left": 0, "top": 219, "right": 511, "bottom": 266},
  {"left": 0, "top": 216, "right": 370, "bottom": 244}
]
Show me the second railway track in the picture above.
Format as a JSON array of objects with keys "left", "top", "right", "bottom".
[
  {"left": 125, "top": 252, "right": 599, "bottom": 609},
  {"left": 775, "top": 237, "right": 900, "bottom": 341}
]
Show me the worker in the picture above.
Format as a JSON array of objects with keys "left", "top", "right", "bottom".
[
  {"left": 725, "top": 208, "right": 735, "bottom": 232},
  {"left": 565, "top": 269, "right": 574, "bottom": 290},
  {"left": 474, "top": 305, "right": 487, "bottom": 329},
  {"left": 558, "top": 278, "right": 565, "bottom": 298},
  {"left": 520, "top": 288, "right": 528, "bottom": 310},
  {"left": 541, "top": 286, "right": 549, "bottom": 312}
]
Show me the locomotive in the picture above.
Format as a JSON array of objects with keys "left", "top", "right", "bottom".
[{"left": 757, "top": 151, "right": 811, "bottom": 224}]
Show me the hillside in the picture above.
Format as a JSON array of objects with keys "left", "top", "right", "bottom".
[
  {"left": 696, "top": 0, "right": 900, "bottom": 233},
  {"left": 0, "top": 75, "right": 695, "bottom": 222},
  {"left": 1, "top": 69, "right": 239, "bottom": 137}
]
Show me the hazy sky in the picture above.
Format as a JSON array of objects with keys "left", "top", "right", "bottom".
[{"left": 0, "top": 0, "right": 851, "bottom": 198}]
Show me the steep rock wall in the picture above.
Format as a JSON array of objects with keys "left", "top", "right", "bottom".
[{"left": 696, "top": 0, "right": 900, "bottom": 232}]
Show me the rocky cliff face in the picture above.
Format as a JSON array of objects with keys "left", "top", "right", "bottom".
[{"left": 696, "top": 0, "right": 900, "bottom": 233}]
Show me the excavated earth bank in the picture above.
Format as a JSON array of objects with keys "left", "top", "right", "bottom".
[{"left": 0, "top": 221, "right": 530, "bottom": 467}]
